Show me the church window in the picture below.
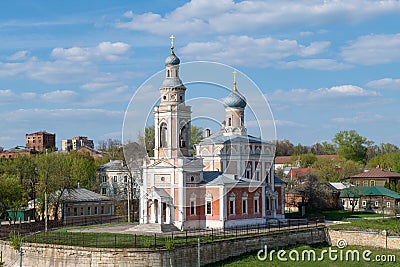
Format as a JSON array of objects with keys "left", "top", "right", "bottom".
[
  {"left": 161, "top": 176, "right": 165, "bottom": 182},
  {"left": 228, "top": 117, "right": 232, "bottom": 126},
  {"left": 229, "top": 192, "right": 235, "bottom": 215},
  {"left": 190, "top": 193, "right": 196, "bottom": 215},
  {"left": 205, "top": 192, "right": 213, "bottom": 215},
  {"left": 206, "top": 201, "right": 212, "bottom": 215},
  {"left": 254, "top": 192, "right": 260, "bottom": 214},
  {"left": 190, "top": 201, "right": 195, "bottom": 215},
  {"left": 160, "top": 123, "right": 168, "bottom": 147},
  {"left": 163, "top": 95, "right": 167, "bottom": 100},
  {"left": 180, "top": 125, "right": 187, "bottom": 148},
  {"left": 242, "top": 192, "right": 248, "bottom": 214},
  {"left": 245, "top": 162, "right": 252, "bottom": 179},
  {"left": 266, "top": 198, "right": 270, "bottom": 210},
  {"left": 180, "top": 95, "right": 183, "bottom": 100},
  {"left": 191, "top": 176, "right": 194, "bottom": 182},
  {"left": 167, "top": 70, "right": 170, "bottom": 77}
]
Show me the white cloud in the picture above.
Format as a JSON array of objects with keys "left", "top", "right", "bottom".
[
  {"left": 51, "top": 42, "right": 131, "bottom": 62},
  {"left": 366, "top": 78, "right": 400, "bottom": 90},
  {"left": 341, "top": 34, "right": 400, "bottom": 65},
  {"left": 180, "top": 35, "right": 330, "bottom": 67},
  {"left": 313, "top": 85, "right": 379, "bottom": 97},
  {"left": 41, "top": 90, "right": 79, "bottom": 102},
  {"left": 116, "top": 0, "right": 400, "bottom": 35},
  {"left": 268, "top": 85, "right": 379, "bottom": 108},
  {"left": 6, "top": 50, "right": 29, "bottom": 61},
  {"left": 332, "top": 113, "right": 385, "bottom": 124},
  {"left": 281, "top": 59, "right": 350, "bottom": 70}
]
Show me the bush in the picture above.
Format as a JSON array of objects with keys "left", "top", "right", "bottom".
[{"left": 9, "top": 231, "right": 22, "bottom": 251}]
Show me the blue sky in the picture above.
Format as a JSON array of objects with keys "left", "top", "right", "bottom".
[{"left": 1, "top": 0, "right": 400, "bottom": 149}]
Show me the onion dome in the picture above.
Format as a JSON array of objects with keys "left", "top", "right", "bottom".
[
  {"left": 223, "top": 91, "right": 247, "bottom": 108},
  {"left": 223, "top": 70, "right": 247, "bottom": 108},
  {"left": 165, "top": 52, "right": 180, "bottom": 65}
]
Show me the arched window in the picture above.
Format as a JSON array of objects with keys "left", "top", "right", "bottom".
[
  {"left": 167, "top": 69, "right": 170, "bottom": 77},
  {"left": 160, "top": 122, "right": 167, "bottom": 147},
  {"left": 228, "top": 117, "right": 232, "bottom": 126},
  {"left": 180, "top": 125, "right": 187, "bottom": 148}
]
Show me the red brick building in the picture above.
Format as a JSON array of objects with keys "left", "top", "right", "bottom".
[{"left": 26, "top": 131, "right": 56, "bottom": 151}]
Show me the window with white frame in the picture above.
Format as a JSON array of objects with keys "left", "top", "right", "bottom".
[
  {"left": 87, "top": 206, "right": 91, "bottom": 215},
  {"left": 101, "top": 188, "right": 107, "bottom": 195},
  {"left": 190, "top": 193, "right": 196, "bottom": 216},
  {"left": 255, "top": 162, "right": 260, "bottom": 181},
  {"left": 374, "top": 201, "right": 379, "bottom": 207},
  {"left": 205, "top": 192, "right": 212, "bottom": 215},
  {"left": 245, "top": 162, "right": 251, "bottom": 179},
  {"left": 370, "top": 180, "right": 375, "bottom": 186},
  {"left": 387, "top": 202, "right": 391, "bottom": 208},
  {"left": 362, "top": 201, "right": 366, "bottom": 207},
  {"left": 113, "top": 176, "right": 117, "bottom": 183},
  {"left": 102, "top": 176, "right": 107, "bottom": 183},
  {"left": 229, "top": 192, "right": 235, "bottom": 215},
  {"left": 254, "top": 192, "right": 260, "bottom": 214},
  {"left": 363, "top": 181, "right": 368, "bottom": 186},
  {"left": 242, "top": 192, "right": 248, "bottom": 214}
]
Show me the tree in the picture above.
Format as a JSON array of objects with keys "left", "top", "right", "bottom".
[
  {"left": 366, "top": 151, "right": 400, "bottom": 173},
  {"left": 321, "top": 141, "right": 337, "bottom": 155},
  {"left": 0, "top": 174, "right": 23, "bottom": 218},
  {"left": 312, "top": 157, "right": 363, "bottom": 182},
  {"left": 290, "top": 153, "right": 316, "bottom": 168},
  {"left": 294, "top": 174, "right": 330, "bottom": 212},
  {"left": 333, "top": 130, "right": 373, "bottom": 163},
  {"left": 190, "top": 126, "right": 203, "bottom": 155},
  {"left": 275, "top": 139, "right": 295, "bottom": 156}
]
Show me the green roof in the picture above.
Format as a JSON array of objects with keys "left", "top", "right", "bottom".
[{"left": 340, "top": 186, "right": 400, "bottom": 199}]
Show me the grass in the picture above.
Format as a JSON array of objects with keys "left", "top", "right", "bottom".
[
  {"left": 329, "top": 218, "right": 400, "bottom": 235},
  {"left": 286, "top": 209, "right": 383, "bottom": 221},
  {"left": 21, "top": 223, "right": 323, "bottom": 249},
  {"left": 209, "top": 243, "right": 400, "bottom": 267}
]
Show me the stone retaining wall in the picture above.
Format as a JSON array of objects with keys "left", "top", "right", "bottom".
[
  {"left": 328, "top": 229, "right": 400, "bottom": 250},
  {"left": 0, "top": 227, "right": 326, "bottom": 267}
]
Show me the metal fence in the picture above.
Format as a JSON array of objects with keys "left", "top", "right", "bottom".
[
  {"left": 0, "top": 215, "right": 126, "bottom": 240},
  {"left": 23, "top": 218, "right": 325, "bottom": 250}
]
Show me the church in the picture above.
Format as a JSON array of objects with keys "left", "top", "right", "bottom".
[{"left": 139, "top": 37, "right": 284, "bottom": 230}]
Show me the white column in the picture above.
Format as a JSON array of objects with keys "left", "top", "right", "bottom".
[
  {"left": 219, "top": 186, "right": 225, "bottom": 221},
  {"left": 151, "top": 200, "right": 155, "bottom": 223}
]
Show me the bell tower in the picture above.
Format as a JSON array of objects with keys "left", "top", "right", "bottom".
[{"left": 154, "top": 36, "right": 191, "bottom": 158}]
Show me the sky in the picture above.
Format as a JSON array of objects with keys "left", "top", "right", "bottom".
[{"left": 1, "top": 0, "right": 400, "bottom": 150}]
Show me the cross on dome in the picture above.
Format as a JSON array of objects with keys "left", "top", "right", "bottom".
[
  {"left": 233, "top": 70, "right": 237, "bottom": 92},
  {"left": 170, "top": 34, "right": 175, "bottom": 50}
]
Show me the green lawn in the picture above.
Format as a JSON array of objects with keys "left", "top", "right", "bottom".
[
  {"left": 286, "top": 209, "right": 384, "bottom": 221},
  {"left": 328, "top": 218, "right": 400, "bottom": 235},
  {"left": 210, "top": 243, "right": 400, "bottom": 267}
]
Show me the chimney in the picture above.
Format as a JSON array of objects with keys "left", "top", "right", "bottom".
[{"left": 205, "top": 128, "right": 211, "bottom": 137}]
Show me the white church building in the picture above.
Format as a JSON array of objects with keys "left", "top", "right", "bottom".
[{"left": 139, "top": 38, "right": 284, "bottom": 230}]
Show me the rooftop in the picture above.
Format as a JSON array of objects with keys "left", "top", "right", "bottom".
[
  {"left": 350, "top": 168, "right": 400, "bottom": 179},
  {"left": 340, "top": 186, "right": 400, "bottom": 199}
]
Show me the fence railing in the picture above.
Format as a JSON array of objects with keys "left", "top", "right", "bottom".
[
  {"left": 0, "top": 215, "right": 126, "bottom": 240},
  {"left": 22, "top": 218, "right": 325, "bottom": 250}
]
